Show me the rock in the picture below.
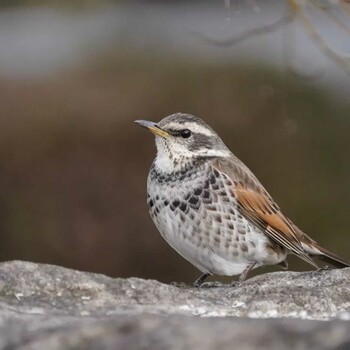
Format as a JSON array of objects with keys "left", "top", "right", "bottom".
[{"left": 0, "top": 261, "right": 349, "bottom": 349}]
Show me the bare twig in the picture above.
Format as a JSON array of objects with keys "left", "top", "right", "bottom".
[
  {"left": 224, "top": 0, "right": 231, "bottom": 21},
  {"left": 282, "top": 6, "right": 325, "bottom": 80},
  {"left": 194, "top": 14, "right": 294, "bottom": 48},
  {"left": 340, "top": 0, "right": 350, "bottom": 17},
  {"left": 197, "top": 0, "right": 350, "bottom": 76},
  {"left": 294, "top": 0, "right": 350, "bottom": 75},
  {"left": 310, "top": 0, "right": 350, "bottom": 35}
]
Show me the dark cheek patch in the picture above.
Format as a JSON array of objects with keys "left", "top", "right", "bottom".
[{"left": 188, "top": 134, "right": 213, "bottom": 151}]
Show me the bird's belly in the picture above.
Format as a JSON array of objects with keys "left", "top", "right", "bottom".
[
  {"left": 148, "top": 186, "right": 286, "bottom": 276},
  {"left": 147, "top": 167, "right": 287, "bottom": 276}
]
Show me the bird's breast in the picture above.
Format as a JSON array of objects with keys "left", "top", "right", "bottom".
[{"left": 146, "top": 161, "right": 286, "bottom": 275}]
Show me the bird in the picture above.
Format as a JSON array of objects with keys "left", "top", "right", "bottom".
[{"left": 135, "top": 113, "right": 350, "bottom": 287}]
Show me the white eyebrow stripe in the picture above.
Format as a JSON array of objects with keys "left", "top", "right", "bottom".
[
  {"left": 165, "top": 122, "right": 214, "bottom": 137},
  {"left": 199, "top": 149, "right": 231, "bottom": 157}
]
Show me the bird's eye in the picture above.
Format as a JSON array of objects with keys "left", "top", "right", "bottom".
[{"left": 180, "top": 129, "right": 191, "bottom": 138}]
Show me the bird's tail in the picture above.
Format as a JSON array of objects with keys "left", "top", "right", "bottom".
[
  {"left": 312, "top": 244, "right": 350, "bottom": 268},
  {"left": 293, "top": 225, "right": 350, "bottom": 268},
  {"left": 301, "top": 240, "right": 350, "bottom": 268}
]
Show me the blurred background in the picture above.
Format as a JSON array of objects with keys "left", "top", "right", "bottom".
[{"left": 0, "top": 0, "right": 349, "bottom": 284}]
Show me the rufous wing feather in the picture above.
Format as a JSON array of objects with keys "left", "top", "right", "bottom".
[{"left": 235, "top": 183, "right": 319, "bottom": 268}]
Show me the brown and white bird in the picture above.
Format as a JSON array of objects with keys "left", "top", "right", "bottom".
[{"left": 135, "top": 113, "right": 349, "bottom": 287}]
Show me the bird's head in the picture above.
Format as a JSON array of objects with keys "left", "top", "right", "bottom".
[{"left": 135, "top": 113, "right": 230, "bottom": 172}]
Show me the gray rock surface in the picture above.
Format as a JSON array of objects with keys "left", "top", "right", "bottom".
[{"left": 0, "top": 261, "right": 350, "bottom": 349}]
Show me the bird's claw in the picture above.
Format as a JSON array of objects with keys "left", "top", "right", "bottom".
[
  {"left": 199, "top": 281, "right": 239, "bottom": 288},
  {"left": 318, "top": 265, "right": 331, "bottom": 272},
  {"left": 170, "top": 281, "right": 191, "bottom": 288}
]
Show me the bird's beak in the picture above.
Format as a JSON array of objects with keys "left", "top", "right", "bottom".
[{"left": 134, "top": 120, "right": 170, "bottom": 138}]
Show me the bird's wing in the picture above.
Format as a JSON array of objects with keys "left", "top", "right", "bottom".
[{"left": 212, "top": 157, "right": 318, "bottom": 268}]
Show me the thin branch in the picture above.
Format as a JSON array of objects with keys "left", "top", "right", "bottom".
[
  {"left": 224, "top": 0, "right": 232, "bottom": 21},
  {"left": 283, "top": 6, "right": 325, "bottom": 80},
  {"left": 296, "top": 5, "right": 350, "bottom": 75},
  {"left": 194, "top": 14, "right": 294, "bottom": 48},
  {"left": 197, "top": 0, "right": 350, "bottom": 76},
  {"left": 340, "top": 0, "right": 350, "bottom": 17},
  {"left": 310, "top": 0, "right": 350, "bottom": 35}
]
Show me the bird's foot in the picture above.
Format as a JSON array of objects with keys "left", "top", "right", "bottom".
[
  {"left": 318, "top": 265, "right": 331, "bottom": 272},
  {"left": 170, "top": 273, "right": 211, "bottom": 288},
  {"left": 229, "top": 280, "right": 242, "bottom": 288},
  {"left": 199, "top": 280, "right": 243, "bottom": 288},
  {"left": 170, "top": 282, "right": 191, "bottom": 288},
  {"left": 199, "top": 281, "right": 232, "bottom": 288},
  {"left": 192, "top": 273, "right": 211, "bottom": 287},
  {"left": 170, "top": 281, "right": 223, "bottom": 289}
]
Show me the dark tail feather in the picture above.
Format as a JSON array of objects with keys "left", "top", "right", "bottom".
[{"left": 313, "top": 245, "right": 350, "bottom": 268}]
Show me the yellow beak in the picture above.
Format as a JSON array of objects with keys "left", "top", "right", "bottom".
[{"left": 134, "top": 120, "right": 170, "bottom": 138}]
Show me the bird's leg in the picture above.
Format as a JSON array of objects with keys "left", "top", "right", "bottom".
[
  {"left": 198, "top": 274, "right": 232, "bottom": 288},
  {"left": 192, "top": 273, "right": 210, "bottom": 287},
  {"left": 196, "top": 273, "right": 231, "bottom": 288},
  {"left": 170, "top": 273, "right": 211, "bottom": 288},
  {"left": 229, "top": 262, "right": 257, "bottom": 287},
  {"left": 276, "top": 260, "right": 288, "bottom": 270},
  {"left": 238, "top": 262, "right": 257, "bottom": 283}
]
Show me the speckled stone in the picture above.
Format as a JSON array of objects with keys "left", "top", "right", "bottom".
[{"left": 0, "top": 261, "right": 350, "bottom": 349}]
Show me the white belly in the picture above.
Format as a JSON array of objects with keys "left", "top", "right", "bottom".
[{"left": 147, "top": 165, "right": 287, "bottom": 277}]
